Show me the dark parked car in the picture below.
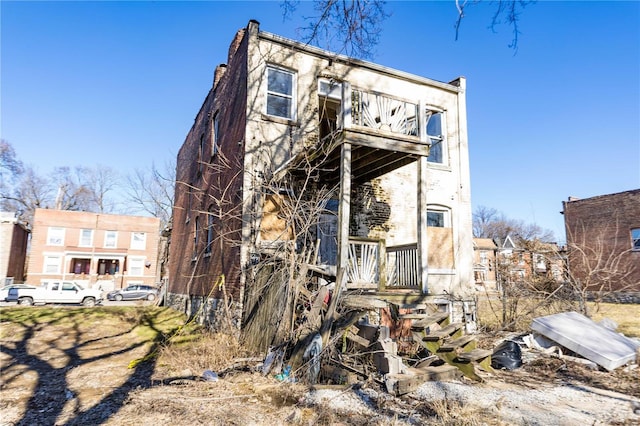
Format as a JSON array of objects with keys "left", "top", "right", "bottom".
[{"left": 107, "top": 285, "right": 158, "bottom": 301}]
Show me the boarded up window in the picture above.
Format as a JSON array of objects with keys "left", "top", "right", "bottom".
[
  {"left": 427, "top": 227, "right": 454, "bottom": 269},
  {"left": 259, "top": 194, "right": 293, "bottom": 242}
]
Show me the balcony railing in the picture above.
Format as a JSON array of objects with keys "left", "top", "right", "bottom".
[
  {"left": 386, "top": 243, "right": 420, "bottom": 288},
  {"left": 345, "top": 239, "right": 420, "bottom": 290},
  {"left": 351, "top": 89, "right": 419, "bottom": 137},
  {"left": 346, "top": 238, "right": 381, "bottom": 288}
]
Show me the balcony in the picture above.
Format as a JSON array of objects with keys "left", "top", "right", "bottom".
[{"left": 306, "top": 86, "right": 431, "bottom": 186}]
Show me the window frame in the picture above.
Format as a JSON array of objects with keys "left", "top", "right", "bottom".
[
  {"left": 104, "top": 230, "right": 118, "bottom": 248},
  {"left": 130, "top": 232, "right": 146, "bottom": 250},
  {"left": 43, "top": 255, "right": 62, "bottom": 274},
  {"left": 265, "top": 65, "right": 296, "bottom": 120},
  {"left": 631, "top": 228, "right": 640, "bottom": 251},
  {"left": 205, "top": 206, "right": 215, "bottom": 255},
  {"left": 127, "top": 257, "right": 145, "bottom": 277},
  {"left": 425, "top": 108, "right": 447, "bottom": 165},
  {"left": 427, "top": 206, "right": 450, "bottom": 228},
  {"left": 47, "top": 227, "right": 65, "bottom": 246},
  {"left": 211, "top": 112, "right": 219, "bottom": 159},
  {"left": 79, "top": 229, "right": 93, "bottom": 247}
]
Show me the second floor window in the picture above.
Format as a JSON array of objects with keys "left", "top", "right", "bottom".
[
  {"left": 632, "top": 228, "right": 640, "bottom": 251},
  {"left": 130, "top": 232, "right": 146, "bottom": 250},
  {"left": 47, "top": 227, "right": 65, "bottom": 246},
  {"left": 426, "top": 111, "right": 445, "bottom": 164},
  {"left": 266, "top": 66, "right": 295, "bottom": 119},
  {"left": 79, "top": 229, "right": 93, "bottom": 247},
  {"left": 205, "top": 207, "right": 215, "bottom": 255},
  {"left": 104, "top": 231, "right": 117, "bottom": 248}
]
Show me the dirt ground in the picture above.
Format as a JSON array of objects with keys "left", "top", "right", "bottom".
[{"left": 1, "top": 306, "right": 639, "bottom": 426}]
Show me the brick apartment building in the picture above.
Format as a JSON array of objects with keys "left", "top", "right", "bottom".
[
  {"left": 27, "top": 208, "right": 161, "bottom": 291},
  {"left": 0, "top": 211, "right": 29, "bottom": 284},
  {"left": 562, "top": 189, "right": 640, "bottom": 292},
  {"left": 169, "top": 20, "right": 474, "bottom": 337}
]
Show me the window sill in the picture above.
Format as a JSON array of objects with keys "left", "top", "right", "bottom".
[{"left": 260, "top": 113, "right": 299, "bottom": 127}]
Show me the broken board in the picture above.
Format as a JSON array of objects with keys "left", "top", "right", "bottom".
[{"left": 531, "top": 311, "right": 640, "bottom": 371}]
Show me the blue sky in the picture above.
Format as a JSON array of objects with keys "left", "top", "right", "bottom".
[{"left": 2, "top": 1, "right": 639, "bottom": 243}]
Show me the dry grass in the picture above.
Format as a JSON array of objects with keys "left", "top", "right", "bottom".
[{"left": 477, "top": 296, "right": 640, "bottom": 338}]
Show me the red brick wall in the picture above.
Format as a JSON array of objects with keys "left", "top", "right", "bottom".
[
  {"left": 563, "top": 189, "right": 640, "bottom": 291},
  {"left": 169, "top": 27, "right": 248, "bottom": 301}
]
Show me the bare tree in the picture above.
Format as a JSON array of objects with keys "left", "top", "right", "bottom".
[
  {"left": 473, "top": 205, "right": 555, "bottom": 242},
  {"left": 124, "top": 159, "right": 175, "bottom": 230},
  {"left": 1, "top": 165, "right": 54, "bottom": 227},
  {"left": 283, "top": 0, "right": 533, "bottom": 58},
  {"left": 0, "top": 140, "right": 23, "bottom": 187},
  {"left": 83, "top": 165, "right": 119, "bottom": 213}
]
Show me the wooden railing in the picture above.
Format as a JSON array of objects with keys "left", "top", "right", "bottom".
[
  {"left": 386, "top": 243, "right": 419, "bottom": 288},
  {"left": 346, "top": 238, "right": 383, "bottom": 289},
  {"left": 345, "top": 239, "right": 420, "bottom": 290}
]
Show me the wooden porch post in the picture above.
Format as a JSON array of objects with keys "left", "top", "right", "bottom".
[
  {"left": 320, "top": 142, "right": 351, "bottom": 344},
  {"left": 417, "top": 156, "right": 429, "bottom": 293}
]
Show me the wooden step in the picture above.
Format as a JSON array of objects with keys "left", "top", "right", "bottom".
[
  {"left": 438, "top": 335, "right": 476, "bottom": 352},
  {"left": 385, "top": 364, "right": 461, "bottom": 396},
  {"left": 455, "top": 348, "right": 492, "bottom": 363},
  {"left": 410, "top": 311, "right": 450, "bottom": 330},
  {"left": 422, "top": 323, "right": 463, "bottom": 341}
]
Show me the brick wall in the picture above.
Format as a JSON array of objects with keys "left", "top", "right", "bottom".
[{"left": 563, "top": 189, "right": 640, "bottom": 292}]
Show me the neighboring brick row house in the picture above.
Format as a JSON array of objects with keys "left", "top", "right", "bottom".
[
  {"left": 169, "top": 20, "right": 475, "bottom": 337},
  {"left": 562, "top": 189, "right": 640, "bottom": 293},
  {"left": 0, "top": 211, "right": 29, "bottom": 284},
  {"left": 27, "top": 209, "right": 161, "bottom": 291},
  {"left": 473, "top": 236, "right": 566, "bottom": 292}
]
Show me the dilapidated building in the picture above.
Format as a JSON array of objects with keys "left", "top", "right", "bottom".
[{"left": 168, "top": 20, "right": 476, "bottom": 361}]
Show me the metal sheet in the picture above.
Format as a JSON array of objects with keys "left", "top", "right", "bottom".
[{"left": 531, "top": 311, "right": 639, "bottom": 371}]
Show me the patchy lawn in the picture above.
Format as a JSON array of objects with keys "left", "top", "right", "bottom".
[{"left": 1, "top": 306, "right": 638, "bottom": 425}]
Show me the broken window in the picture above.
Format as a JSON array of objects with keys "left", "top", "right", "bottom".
[
  {"left": 266, "top": 66, "right": 295, "bottom": 119},
  {"left": 318, "top": 79, "right": 342, "bottom": 141},
  {"left": 193, "top": 216, "right": 200, "bottom": 258},
  {"left": 426, "top": 111, "right": 445, "bottom": 164},
  {"left": 632, "top": 228, "right": 640, "bottom": 251}
]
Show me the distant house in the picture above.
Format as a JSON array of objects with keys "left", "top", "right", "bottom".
[
  {"left": 562, "top": 189, "right": 640, "bottom": 293},
  {"left": 0, "top": 212, "right": 29, "bottom": 284},
  {"left": 489, "top": 235, "right": 566, "bottom": 292},
  {"left": 27, "top": 209, "right": 161, "bottom": 291},
  {"left": 169, "top": 20, "right": 474, "bottom": 344},
  {"left": 472, "top": 238, "right": 497, "bottom": 291}
]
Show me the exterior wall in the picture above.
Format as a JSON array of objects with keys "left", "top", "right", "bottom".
[
  {"left": 563, "top": 189, "right": 640, "bottom": 292},
  {"left": 0, "top": 212, "right": 29, "bottom": 283},
  {"left": 27, "top": 209, "right": 160, "bottom": 290},
  {"left": 169, "top": 26, "right": 248, "bottom": 306},
  {"left": 243, "top": 22, "right": 472, "bottom": 297},
  {"left": 170, "top": 20, "right": 476, "bottom": 329}
]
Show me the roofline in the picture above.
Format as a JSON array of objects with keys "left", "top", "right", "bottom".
[
  {"left": 564, "top": 188, "right": 640, "bottom": 205},
  {"left": 256, "top": 25, "right": 464, "bottom": 94}
]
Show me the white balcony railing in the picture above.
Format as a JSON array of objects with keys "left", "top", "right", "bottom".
[{"left": 351, "top": 89, "right": 419, "bottom": 137}]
